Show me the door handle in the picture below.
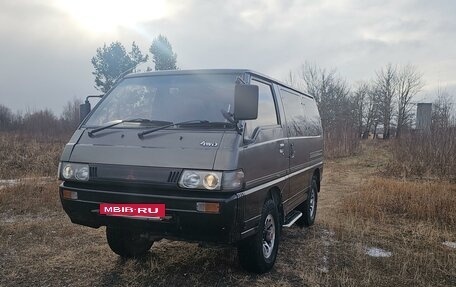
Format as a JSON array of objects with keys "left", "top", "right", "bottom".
[{"left": 278, "top": 142, "right": 285, "bottom": 155}]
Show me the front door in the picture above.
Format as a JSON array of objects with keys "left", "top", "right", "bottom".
[
  {"left": 278, "top": 88, "right": 311, "bottom": 214},
  {"left": 238, "top": 78, "right": 289, "bottom": 225}
]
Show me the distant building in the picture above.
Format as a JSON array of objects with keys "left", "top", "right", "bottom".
[{"left": 416, "top": 103, "right": 432, "bottom": 131}]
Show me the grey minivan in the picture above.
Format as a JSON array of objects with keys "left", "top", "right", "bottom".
[{"left": 58, "top": 69, "right": 323, "bottom": 273}]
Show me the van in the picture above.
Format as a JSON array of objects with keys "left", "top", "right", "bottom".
[{"left": 59, "top": 69, "right": 323, "bottom": 273}]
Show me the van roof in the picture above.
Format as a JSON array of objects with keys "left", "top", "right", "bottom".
[{"left": 124, "top": 69, "right": 313, "bottom": 99}]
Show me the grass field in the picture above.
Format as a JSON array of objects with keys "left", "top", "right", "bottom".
[
  {"left": 0, "top": 133, "right": 65, "bottom": 179},
  {"left": 0, "top": 140, "right": 455, "bottom": 286}
]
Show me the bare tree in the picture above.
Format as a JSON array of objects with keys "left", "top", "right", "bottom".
[
  {"left": 22, "top": 109, "right": 60, "bottom": 137},
  {"left": 396, "top": 64, "right": 423, "bottom": 137},
  {"left": 374, "top": 63, "right": 397, "bottom": 139},
  {"left": 61, "top": 98, "right": 82, "bottom": 130},
  {"left": 299, "top": 63, "right": 359, "bottom": 157},
  {"left": 300, "top": 63, "right": 351, "bottom": 126},
  {"left": 352, "top": 82, "right": 370, "bottom": 138},
  {"left": 284, "top": 70, "right": 299, "bottom": 89},
  {"left": 299, "top": 62, "right": 320, "bottom": 102},
  {"left": 0, "top": 104, "right": 13, "bottom": 130},
  {"left": 432, "top": 89, "right": 454, "bottom": 129}
]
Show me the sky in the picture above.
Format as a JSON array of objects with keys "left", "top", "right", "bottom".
[{"left": 0, "top": 0, "right": 455, "bottom": 115}]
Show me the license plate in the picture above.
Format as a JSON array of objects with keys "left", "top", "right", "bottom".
[{"left": 99, "top": 203, "right": 165, "bottom": 218}]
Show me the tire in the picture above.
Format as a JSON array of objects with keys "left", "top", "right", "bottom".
[
  {"left": 238, "top": 199, "right": 280, "bottom": 273},
  {"left": 297, "top": 176, "right": 318, "bottom": 227},
  {"left": 106, "top": 227, "right": 153, "bottom": 258}
]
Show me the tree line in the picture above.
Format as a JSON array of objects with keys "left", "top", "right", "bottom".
[
  {"left": 0, "top": 99, "right": 81, "bottom": 139},
  {"left": 1, "top": 33, "right": 454, "bottom": 163},
  {"left": 286, "top": 62, "right": 454, "bottom": 157}
]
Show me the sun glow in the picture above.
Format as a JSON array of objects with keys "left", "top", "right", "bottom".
[{"left": 54, "top": 0, "right": 171, "bottom": 34}]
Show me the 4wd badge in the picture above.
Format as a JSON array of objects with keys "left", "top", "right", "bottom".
[{"left": 200, "top": 140, "right": 218, "bottom": 147}]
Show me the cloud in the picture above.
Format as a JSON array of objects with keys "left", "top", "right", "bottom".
[
  {"left": 0, "top": 0, "right": 100, "bottom": 113},
  {"left": 0, "top": 0, "right": 455, "bottom": 114}
]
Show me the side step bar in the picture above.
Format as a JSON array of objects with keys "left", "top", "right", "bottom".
[{"left": 282, "top": 210, "right": 303, "bottom": 228}]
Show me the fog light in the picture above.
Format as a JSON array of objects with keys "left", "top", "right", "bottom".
[
  {"left": 196, "top": 202, "right": 220, "bottom": 214},
  {"left": 62, "top": 189, "right": 78, "bottom": 200}
]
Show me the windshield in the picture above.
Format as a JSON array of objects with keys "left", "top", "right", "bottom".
[{"left": 84, "top": 74, "right": 239, "bottom": 128}]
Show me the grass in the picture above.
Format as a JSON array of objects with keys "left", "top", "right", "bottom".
[
  {"left": 385, "top": 130, "right": 456, "bottom": 180},
  {"left": 0, "top": 138, "right": 455, "bottom": 286},
  {"left": 0, "top": 132, "right": 69, "bottom": 179},
  {"left": 346, "top": 178, "right": 456, "bottom": 226},
  {"left": 320, "top": 142, "right": 456, "bottom": 286}
]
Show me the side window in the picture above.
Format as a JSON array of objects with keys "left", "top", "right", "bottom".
[
  {"left": 302, "top": 97, "right": 323, "bottom": 136},
  {"left": 281, "top": 88, "right": 322, "bottom": 137},
  {"left": 280, "top": 89, "right": 306, "bottom": 137},
  {"left": 244, "top": 80, "right": 279, "bottom": 138}
]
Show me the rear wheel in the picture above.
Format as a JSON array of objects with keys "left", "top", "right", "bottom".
[
  {"left": 106, "top": 227, "right": 153, "bottom": 258},
  {"left": 238, "top": 199, "right": 280, "bottom": 273},
  {"left": 297, "top": 177, "right": 318, "bottom": 227}
]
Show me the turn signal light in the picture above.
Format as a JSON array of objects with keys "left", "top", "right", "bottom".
[
  {"left": 62, "top": 189, "right": 78, "bottom": 200},
  {"left": 196, "top": 202, "right": 220, "bottom": 214}
]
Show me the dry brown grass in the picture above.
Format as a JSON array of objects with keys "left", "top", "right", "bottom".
[
  {"left": 324, "top": 127, "right": 360, "bottom": 159},
  {"left": 320, "top": 141, "right": 456, "bottom": 287},
  {"left": 0, "top": 139, "right": 455, "bottom": 286},
  {"left": 386, "top": 128, "right": 456, "bottom": 180},
  {"left": 0, "top": 132, "right": 68, "bottom": 179},
  {"left": 346, "top": 178, "right": 456, "bottom": 226},
  {"left": 0, "top": 180, "right": 60, "bottom": 214}
]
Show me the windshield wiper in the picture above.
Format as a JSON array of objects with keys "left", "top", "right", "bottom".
[
  {"left": 88, "top": 119, "right": 172, "bottom": 137},
  {"left": 137, "top": 120, "right": 210, "bottom": 139}
]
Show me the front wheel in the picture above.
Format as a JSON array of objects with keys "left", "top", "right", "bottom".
[
  {"left": 238, "top": 199, "right": 280, "bottom": 273},
  {"left": 106, "top": 227, "right": 153, "bottom": 258}
]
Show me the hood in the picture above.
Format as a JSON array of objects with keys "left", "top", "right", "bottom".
[{"left": 68, "top": 128, "right": 226, "bottom": 170}]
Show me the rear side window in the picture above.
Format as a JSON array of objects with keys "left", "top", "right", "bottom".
[
  {"left": 302, "top": 97, "right": 322, "bottom": 136},
  {"left": 280, "top": 89, "right": 321, "bottom": 137},
  {"left": 244, "top": 80, "right": 279, "bottom": 138}
]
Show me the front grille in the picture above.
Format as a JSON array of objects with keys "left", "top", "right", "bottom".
[
  {"left": 87, "top": 164, "right": 181, "bottom": 185},
  {"left": 89, "top": 166, "right": 98, "bottom": 178},
  {"left": 167, "top": 171, "right": 181, "bottom": 183}
]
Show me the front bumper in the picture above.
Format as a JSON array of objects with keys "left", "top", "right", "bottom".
[{"left": 59, "top": 183, "right": 242, "bottom": 244}]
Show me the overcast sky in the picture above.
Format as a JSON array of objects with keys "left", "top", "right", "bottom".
[{"left": 1, "top": 0, "right": 455, "bottom": 114}]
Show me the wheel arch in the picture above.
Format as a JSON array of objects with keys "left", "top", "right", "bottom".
[
  {"left": 312, "top": 168, "right": 321, "bottom": 192},
  {"left": 267, "top": 186, "right": 284, "bottom": 225}
]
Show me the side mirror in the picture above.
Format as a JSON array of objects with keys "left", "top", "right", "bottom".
[
  {"left": 79, "top": 100, "right": 91, "bottom": 123},
  {"left": 234, "top": 84, "right": 259, "bottom": 121}
]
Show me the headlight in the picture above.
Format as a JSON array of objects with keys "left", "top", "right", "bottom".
[
  {"left": 203, "top": 173, "right": 220, "bottom": 190},
  {"left": 57, "top": 162, "right": 62, "bottom": 178},
  {"left": 179, "top": 170, "right": 221, "bottom": 190},
  {"left": 75, "top": 166, "right": 89, "bottom": 181},
  {"left": 60, "top": 162, "right": 90, "bottom": 181},
  {"left": 179, "top": 169, "right": 244, "bottom": 191},
  {"left": 62, "top": 165, "right": 74, "bottom": 179},
  {"left": 181, "top": 171, "right": 202, "bottom": 188}
]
